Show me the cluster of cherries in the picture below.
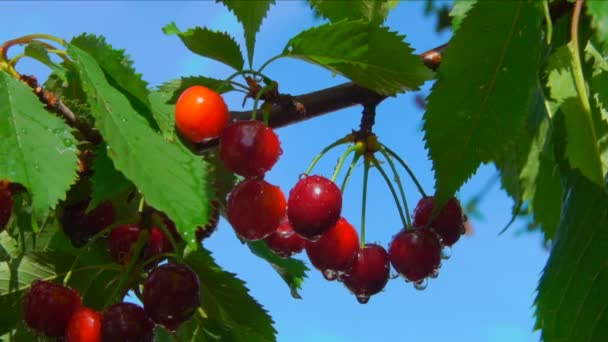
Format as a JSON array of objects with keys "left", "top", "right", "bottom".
[
  {"left": 174, "top": 85, "right": 467, "bottom": 303},
  {"left": 22, "top": 261, "right": 200, "bottom": 341}
]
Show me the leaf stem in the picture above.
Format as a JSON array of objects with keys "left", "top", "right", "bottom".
[
  {"left": 542, "top": 0, "right": 553, "bottom": 45},
  {"left": 331, "top": 144, "right": 359, "bottom": 183},
  {"left": 380, "top": 143, "right": 427, "bottom": 197},
  {"left": 370, "top": 155, "right": 407, "bottom": 228},
  {"left": 304, "top": 134, "right": 352, "bottom": 175},
  {"left": 571, "top": 0, "right": 592, "bottom": 114},
  {"left": 360, "top": 157, "right": 370, "bottom": 247},
  {"left": 378, "top": 147, "right": 412, "bottom": 226},
  {"left": 341, "top": 152, "right": 361, "bottom": 193}
]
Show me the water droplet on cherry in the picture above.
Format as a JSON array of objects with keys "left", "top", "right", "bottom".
[
  {"left": 298, "top": 173, "right": 308, "bottom": 180},
  {"left": 429, "top": 269, "right": 439, "bottom": 279},
  {"left": 356, "top": 295, "right": 370, "bottom": 304},
  {"left": 413, "top": 278, "right": 428, "bottom": 291},
  {"left": 441, "top": 245, "right": 452, "bottom": 260},
  {"left": 322, "top": 269, "right": 338, "bottom": 281}
]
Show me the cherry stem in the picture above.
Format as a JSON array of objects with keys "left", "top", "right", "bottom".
[
  {"left": 360, "top": 157, "right": 370, "bottom": 247},
  {"left": 542, "top": 0, "right": 553, "bottom": 44},
  {"left": 257, "top": 54, "right": 283, "bottom": 74},
  {"left": 154, "top": 221, "right": 182, "bottom": 262},
  {"left": 380, "top": 143, "right": 427, "bottom": 198},
  {"left": 304, "top": 134, "right": 352, "bottom": 175},
  {"left": 377, "top": 147, "right": 412, "bottom": 226},
  {"left": 110, "top": 229, "right": 150, "bottom": 303},
  {"left": 341, "top": 152, "right": 362, "bottom": 193},
  {"left": 0, "top": 33, "right": 66, "bottom": 60},
  {"left": 370, "top": 155, "right": 407, "bottom": 228},
  {"left": 142, "top": 252, "right": 179, "bottom": 269},
  {"left": 250, "top": 82, "right": 275, "bottom": 122},
  {"left": 331, "top": 144, "right": 359, "bottom": 183}
]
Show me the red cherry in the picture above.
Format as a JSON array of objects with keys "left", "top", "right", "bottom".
[
  {"left": 227, "top": 179, "right": 286, "bottom": 241},
  {"left": 61, "top": 200, "right": 115, "bottom": 247},
  {"left": 101, "top": 303, "right": 154, "bottom": 342},
  {"left": 23, "top": 280, "right": 82, "bottom": 337},
  {"left": 264, "top": 216, "right": 306, "bottom": 258},
  {"left": 175, "top": 85, "right": 230, "bottom": 143},
  {"left": 342, "top": 244, "right": 390, "bottom": 304},
  {"left": 412, "top": 196, "right": 465, "bottom": 246},
  {"left": 66, "top": 307, "right": 102, "bottom": 342},
  {"left": 142, "top": 227, "right": 174, "bottom": 266},
  {"left": 196, "top": 200, "right": 220, "bottom": 241},
  {"left": 143, "top": 263, "right": 200, "bottom": 330},
  {"left": 287, "top": 175, "right": 342, "bottom": 240},
  {"left": 0, "top": 186, "right": 12, "bottom": 231},
  {"left": 388, "top": 228, "right": 441, "bottom": 283},
  {"left": 305, "top": 217, "right": 359, "bottom": 276},
  {"left": 108, "top": 224, "right": 142, "bottom": 265},
  {"left": 219, "top": 120, "right": 282, "bottom": 177}
]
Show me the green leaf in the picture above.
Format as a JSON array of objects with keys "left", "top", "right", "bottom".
[
  {"left": 183, "top": 247, "right": 276, "bottom": 341},
  {"left": 307, "top": 0, "right": 399, "bottom": 25},
  {"left": 423, "top": 1, "right": 543, "bottom": 204},
  {"left": 587, "top": 0, "right": 608, "bottom": 48},
  {"left": 89, "top": 144, "right": 133, "bottom": 209},
  {"left": 148, "top": 90, "right": 177, "bottom": 139},
  {"left": 23, "top": 42, "right": 68, "bottom": 82},
  {"left": 246, "top": 240, "right": 308, "bottom": 299},
  {"left": 220, "top": 0, "right": 275, "bottom": 67},
  {"left": 545, "top": 43, "right": 604, "bottom": 185},
  {"left": 163, "top": 22, "right": 245, "bottom": 71},
  {"left": 535, "top": 171, "right": 608, "bottom": 341},
  {"left": 283, "top": 20, "right": 432, "bottom": 95},
  {"left": 0, "top": 71, "right": 79, "bottom": 215},
  {"left": 450, "top": 0, "right": 476, "bottom": 32},
  {"left": 70, "top": 34, "right": 159, "bottom": 131},
  {"left": 157, "top": 76, "right": 235, "bottom": 105},
  {"left": 67, "top": 45, "right": 210, "bottom": 246}
]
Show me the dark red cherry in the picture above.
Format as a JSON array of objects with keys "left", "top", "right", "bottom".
[
  {"left": 108, "top": 224, "right": 142, "bottom": 265},
  {"left": 388, "top": 228, "right": 441, "bottom": 282},
  {"left": 142, "top": 227, "right": 174, "bottom": 266},
  {"left": 62, "top": 200, "right": 116, "bottom": 247},
  {"left": 219, "top": 120, "right": 282, "bottom": 177},
  {"left": 66, "top": 307, "right": 102, "bottom": 342},
  {"left": 227, "top": 179, "right": 286, "bottom": 241},
  {"left": 23, "top": 280, "right": 82, "bottom": 337},
  {"left": 342, "top": 244, "right": 390, "bottom": 304},
  {"left": 305, "top": 217, "right": 359, "bottom": 276},
  {"left": 0, "top": 185, "right": 13, "bottom": 231},
  {"left": 413, "top": 196, "right": 465, "bottom": 246},
  {"left": 101, "top": 303, "right": 154, "bottom": 342},
  {"left": 143, "top": 263, "right": 201, "bottom": 331},
  {"left": 264, "top": 216, "right": 306, "bottom": 258},
  {"left": 287, "top": 175, "right": 342, "bottom": 240},
  {"left": 196, "top": 200, "right": 220, "bottom": 241}
]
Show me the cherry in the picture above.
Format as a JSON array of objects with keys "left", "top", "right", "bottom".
[
  {"left": 287, "top": 175, "right": 342, "bottom": 240},
  {"left": 101, "top": 302, "right": 154, "bottom": 342},
  {"left": 305, "top": 217, "right": 359, "bottom": 277},
  {"left": 61, "top": 200, "right": 115, "bottom": 247},
  {"left": 388, "top": 227, "right": 441, "bottom": 283},
  {"left": 23, "top": 280, "right": 82, "bottom": 337},
  {"left": 227, "top": 179, "right": 286, "bottom": 241},
  {"left": 342, "top": 244, "right": 390, "bottom": 304},
  {"left": 142, "top": 227, "right": 174, "bottom": 265},
  {"left": 108, "top": 224, "right": 142, "bottom": 265},
  {"left": 175, "top": 85, "right": 230, "bottom": 143},
  {"left": 264, "top": 216, "right": 306, "bottom": 258},
  {"left": 219, "top": 120, "right": 282, "bottom": 177},
  {"left": 143, "top": 263, "right": 200, "bottom": 330},
  {"left": 195, "top": 200, "right": 220, "bottom": 241},
  {"left": 0, "top": 186, "right": 12, "bottom": 231},
  {"left": 412, "top": 196, "right": 465, "bottom": 246},
  {"left": 66, "top": 307, "right": 102, "bottom": 342}
]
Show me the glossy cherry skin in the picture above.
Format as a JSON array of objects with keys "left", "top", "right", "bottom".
[
  {"left": 342, "top": 244, "right": 390, "bottom": 303},
  {"left": 143, "top": 227, "right": 174, "bottom": 262},
  {"left": 305, "top": 217, "right": 359, "bottom": 275},
  {"left": 388, "top": 228, "right": 441, "bottom": 282},
  {"left": 143, "top": 263, "right": 201, "bottom": 331},
  {"left": 287, "top": 175, "right": 342, "bottom": 240},
  {"left": 227, "top": 179, "right": 286, "bottom": 241},
  {"left": 66, "top": 307, "right": 102, "bottom": 342},
  {"left": 61, "top": 200, "right": 115, "bottom": 247},
  {"left": 195, "top": 200, "right": 220, "bottom": 241},
  {"left": 264, "top": 216, "right": 306, "bottom": 258},
  {"left": 101, "top": 303, "right": 154, "bottom": 342},
  {"left": 108, "top": 224, "right": 142, "bottom": 265},
  {"left": 23, "top": 280, "right": 82, "bottom": 337},
  {"left": 219, "top": 120, "right": 282, "bottom": 177},
  {"left": 0, "top": 187, "right": 12, "bottom": 231},
  {"left": 412, "top": 196, "right": 465, "bottom": 246},
  {"left": 175, "top": 85, "right": 230, "bottom": 143}
]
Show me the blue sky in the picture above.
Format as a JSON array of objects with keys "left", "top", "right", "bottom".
[{"left": 1, "top": 1, "right": 548, "bottom": 341}]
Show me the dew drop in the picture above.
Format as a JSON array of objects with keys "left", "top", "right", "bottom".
[
  {"left": 413, "top": 278, "right": 428, "bottom": 291},
  {"left": 322, "top": 269, "right": 338, "bottom": 281},
  {"left": 34, "top": 164, "right": 40, "bottom": 171},
  {"left": 441, "top": 245, "right": 452, "bottom": 260},
  {"left": 429, "top": 269, "right": 439, "bottom": 279},
  {"left": 298, "top": 173, "right": 308, "bottom": 180},
  {"left": 356, "top": 295, "right": 370, "bottom": 304}
]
